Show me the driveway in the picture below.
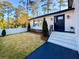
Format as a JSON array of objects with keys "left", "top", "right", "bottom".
[{"left": 25, "top": 42, "right": 79, "bottom": 59}]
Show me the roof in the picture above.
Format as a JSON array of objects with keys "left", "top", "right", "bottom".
[{"left": 29, "top": 8, "right": 75, "bottom": 20}]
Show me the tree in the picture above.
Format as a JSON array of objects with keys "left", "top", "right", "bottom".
[
  {"left": 0, "top": 3, "right": 5, "bottom": 27},
  {"left": 15, "top": 7, "right": 30, "bottom": 28},
  {"left": 4, "top": 1, "right": 13, "bottom": 28},
  {"left": 27, "top": 22, "right": 31, "bottom": 31},
  {"left": 68, "top": 0, "right": 74, "bottom": 9},
  {"left": 29, "top": 0, "right": 38, "bottom": 17},
  {"left": 0, "top": 3, "right": 4, "bottom": 9},
  {"left": 42, "top": 18, "right": 49, "bottom": 37},
  {"left": 1, "top": 29, "right": 6, "bottom": 37},
  {"left": 41, "top": 0, "right": 52, "bottom": 14},
  {"left": 0, "top": 1, "right": 14, "bottom": 28},
  {"left": 19, "top": 0, "right": 29, "bottom": 14},
  {"left": 0, "top": 13, "right": 4, "bottom": 28},
  {"left": 29, "top": 0, "right": 42, "bottom": 17},
  {"left": 58, "top": 0, "right": 69, "bottom": 10}
]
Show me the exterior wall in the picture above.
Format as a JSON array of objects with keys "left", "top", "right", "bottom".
[
  {"left": 30, "top": 18, "right": 43, "bottom": 30},
  {"left": 30, "top": 10, "right": 75, "bottom": 32},
  {"left": 65, "top": 10, "right": 75, "bottom": 32},
  {"left": 74, "top": 0, "right": 79, "bottom": 52},
  {"left": 45, "top": 10, "right": 75, "bottom": 32},
  {"left": 45, "top": 15, "right": 54, "bottom": 30}
]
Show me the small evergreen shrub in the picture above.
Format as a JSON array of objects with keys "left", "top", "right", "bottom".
[
  {"left": 27, "top": 23, "right": 31, "bottom": 31},
  {"left": 2, "top": 29, "right": 6, "bottom": 37},
  {"left": 42, "top": 18, "right": 49, "bottom": 37}
]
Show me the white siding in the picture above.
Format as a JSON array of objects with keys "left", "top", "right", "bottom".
[
  {"left": 45, "top": 16, "right": 54, "bottom": 30},
  {"left": 30, "top": 10, "right": 75, "bottom": 32},
  {"left": 65, "top": 10, "right": 75, "bottom": 32},
  {"left": 74, "top": 0, "right": 79, "bottom": 53}
]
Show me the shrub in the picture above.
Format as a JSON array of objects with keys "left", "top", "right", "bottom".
[
  {"left": 2, "top": 29, "right": 6, "bottom": 37},
  {"left": 42, "top": 18, "right": 49, "bottom": 37},
  {"left": 27, "top": 23, "right": 31, "bottom": 31}
]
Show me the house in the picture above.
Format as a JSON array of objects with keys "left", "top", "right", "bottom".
[
  {"left": 30, "top": 0, "right": 75, "bottom": 32},
  {"left": 29, "top": 0, "right": 79, "bottom": 52}
]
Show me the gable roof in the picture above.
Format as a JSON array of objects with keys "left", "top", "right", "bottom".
[{"left": 29, "top": 8, "right": 75, "bottom": 20}]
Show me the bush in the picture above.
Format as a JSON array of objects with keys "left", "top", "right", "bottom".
[
  {"left": 27, "top": 23, "right": 31, "bottom": 31},
  {"left": 42, "top": 18, "right": 49, "bottom": 37},
  {"left": 2, "top": 29, "right": 6, "bottom": 37}
]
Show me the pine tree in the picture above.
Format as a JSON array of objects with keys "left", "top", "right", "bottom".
[
  {"left": 27, "top": 23, "right": 31, "bottom": 31},
  {"left": 42, "top": 18, "right": 49, "bottom": 37},
  {"left": 2, "top": 29, "right": 6, "bottom": 37}
]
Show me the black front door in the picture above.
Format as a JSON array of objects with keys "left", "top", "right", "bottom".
[{"left": 54, "top": 14, "right": 65, "bottom": 32}]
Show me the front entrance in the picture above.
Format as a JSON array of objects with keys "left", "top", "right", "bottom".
[{"left": 54, "top": 14, "right": 65, "bottom": 32}]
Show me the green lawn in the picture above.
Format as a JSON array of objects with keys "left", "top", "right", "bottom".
[{"left": 0, "top": 32, "right": 45, "bottom": 59}]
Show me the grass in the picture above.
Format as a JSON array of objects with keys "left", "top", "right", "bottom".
[{"left": 0, "top": 32, "right": 45, "bottom": 59}]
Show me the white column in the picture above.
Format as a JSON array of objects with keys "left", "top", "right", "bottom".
[{"left": 74, "top": 0, "right": 79, "bottom": 52}]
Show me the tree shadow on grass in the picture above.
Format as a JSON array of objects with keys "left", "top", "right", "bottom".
[{"left": 41, "top": 35, "right": 48, "bottom": 41}]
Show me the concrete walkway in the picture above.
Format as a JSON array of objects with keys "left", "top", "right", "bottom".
[{"left": 25, "top": 42, "right": 79, "bottom": 59}]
